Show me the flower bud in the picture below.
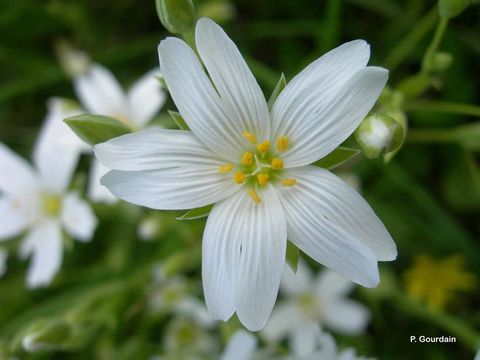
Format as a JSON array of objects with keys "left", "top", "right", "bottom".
[
  {"left": 355, "top": 113, "right": 401, "bottom": 159},
  {"left": 22, "top": 320, "right": 72, "bottom": 352},
  {"left": 156, "top": 0, "right": 196, "bottom": 34},
  {"left": 198, "top": 0, "right": 236, "bottom": 23},
  {"left": 55, "top": 41, "right": 91, "bottom": 78},
  {"left": 430, "top": 51, "right": 453, "bottom": 72},
  {"left": 439, "top": 0, "right": 470, "bottom": 19}
]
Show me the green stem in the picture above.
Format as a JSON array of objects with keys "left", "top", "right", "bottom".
[
  {"left": 404, "top": 100, "right": 480, "bottom": 117},
  {"left": 384, "top": 6, "right": 438, "bottom": 70},
  {"left": 422, "top": 17, "right": 449, "bottom": 73},
  {"left": 392, "top": 291, "right": 480, "bottom": 351},
  {"left": 407, "top": 128, "right": 457, "bottom": 144}
]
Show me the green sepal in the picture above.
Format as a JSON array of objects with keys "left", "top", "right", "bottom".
[
  {"left": 168, "top": 110, "right": 190, "bottom": 130},
  {"left": 268, "top": 73, "right": 287, "bottom": 110},
  {"left": 156, "top": 0, "right": 196, "bottom": 34},
  {"left": 438, "top": 0, "right": 470, "bottom": 19},
  {"left": 177, "top": 204, "right": 213, "bottom": 220},
  {"left": 384, "top": 111, "right": 408, "bottom": 163},
  {"left": 64, "top": 114, "right": 132, "bottom": 146},
  {"left": 286, "top": 240, "right": 300, "bottom": 273},
  {"left": 313, "top": 146, "right": 360, "bottom": 169}
]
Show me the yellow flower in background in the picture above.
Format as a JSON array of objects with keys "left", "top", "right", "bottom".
[{"left": 404, "top": 255, "right": 475, "bottom": 309}]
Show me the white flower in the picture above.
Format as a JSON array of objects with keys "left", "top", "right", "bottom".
[
  {"left": 74, "top": 63, "right": 166, "bottom": 203},
  {"left": 94, "top": 18, "right": 396, "bottom": 330},
  {"left": 0, "top": 108, "right": 97, "bottom": 287},
  {"left": 221, "top": 330, "right": 258, "bottom": 360},
  {"left": 263, "top": 262, "right": 370, "bottom": 356},
  {"left": 302, "top": 331, "right": 373, "bottom": 360}
]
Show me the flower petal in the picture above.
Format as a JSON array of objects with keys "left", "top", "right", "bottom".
[
  {"left": 195, "top": 18, "right": 270, "bottom": 141},
  {"left": 262, "top": 302, "right": 302, "bottom": 341},
  {"left": 61, "top": 192, "right": 97, "bottom": 241},
  {"left": 74, "top": 64, "right": 128, "bottom": 116},
  {"left": 221, "top": 330, "right": 258, "bottom": 360},
  {"left": 323, "top": 299, "right": 370, "bottom": 335},
  {"left": 127, "top": 68, "right": 166, "bottom": 127},
  {"left": 102, "top": 165, "right": 239, "bottom": 210},
  {"left": 0, "top": 196, "right": 36, "bottom": 240},
  {"left": 22, "top": 219, "right": 63, "bottom": 288},
  {"left": 289, "top": 322, "right": 321, "bottom": 357},
  {"left": 280, "top": 260, "right": 313, "bottom": 297},
  {"left": 315, "top": 269, "right": 355, "bottom": 299},
  {"left": 0, "top": 142, "right": 38, "bottom": 195},
  {"left": 277, "top": 169, "right": 381, "bottom": 287},
  {"left": 33, "top": 98, "right": 85, "bottom": 193},
  {"left": 88, "top": 160, "right": 118, "bottom": 203},
  {"left": 273, "top": 66, "right": 388, "bottom": 167},
  {"left": 284, "top": 166, "right": 396, "bottom": 261},
  {"left": 158, "top": 37, "right": 245, "bottom": 161},
  {"left": 203, "top": 186, "right": 287, "bottom": 331},
  {"left": 95, "top": 129, "right": 225, "bottom": 171}
]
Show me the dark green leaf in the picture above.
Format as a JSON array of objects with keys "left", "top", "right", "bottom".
[
  {"left": 313, "top": 147, "right": 360, "bottom": 169},
  {"left": 177, "top": 204, "right": 214, "bottom": 220},
  {"left": 169, "top": 110, "right": 189, "bottom": 130}
]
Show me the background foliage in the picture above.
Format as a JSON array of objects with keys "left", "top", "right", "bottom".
[{"left": 0, "top": 0, "right": 479, "bottom": 359}]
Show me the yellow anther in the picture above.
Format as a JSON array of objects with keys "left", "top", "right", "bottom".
[
  {"left": 257, "top": 140, "right": 270, "bottom": 154},
  {"left": 282, "top": 178, "right": 297, "bottom": 187},
  {"left": 219, "top": 163, "right": 234, "bottom": 174},
  {"left": 243, "top": 131, "right": 257, "bottom": 144},
  {"left": 233, "top": 171, "right": 246, "bottom": 184},
  {"left": 241, "top": 152, "right": 254, "bottom": 166},
  {"left": 257, "top": 173, "right": 270, "bottom": 186},
  {"left": 276, "top": 136, "right": 290, "bottom": 152},
  {"left": 270, "top": 157, "right": 284, "bottom": 170},
  {"left": 248, "top": 189, "right": 261, "bottom": 204},
  {"left": 42, "top": 194, "right": 61, "bottom": 216}
]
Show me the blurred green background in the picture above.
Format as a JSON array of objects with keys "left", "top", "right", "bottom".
[{"left": 0, "top": 0, "right": 479, "bottom": 359}]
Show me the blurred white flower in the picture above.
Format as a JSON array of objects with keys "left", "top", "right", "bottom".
[
  {"left": 0, "top": 248, "right": 7, "bottom": 278},
  {"left": 263, "top": 261, "right": 370, "bottom": 357},
  {"left": 300, "top": 331, "right": 374, "bottom": 360},
  {"left": 74, "top": 63, "right": 166, "bottom": 203},
  {"left": 0, "top": 112, "right": 97, "bottom": 287},
  {"left": 94, "top": 18, "right": 396, "bottom": 330},
  {"left": 221, "top": 330, "right": 258, "bottom": 360}
]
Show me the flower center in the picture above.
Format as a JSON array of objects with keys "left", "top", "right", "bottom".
[
  {"left": 218, "top": 132, "right": 297, "bottom": 204},
  {"left": 41, "top": 194, "right": 62, "bottom": 217},
  {"left": 297, "top": 292, "right": 322, "bottom": 318}
]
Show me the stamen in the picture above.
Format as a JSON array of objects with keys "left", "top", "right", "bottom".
[
  {"left": 241, "top": 152, "right": 254, "bottom": 166},
  {"left": 219, "top": 163, "right": 233, "bottom": 174},
  {"left": 270, "top": 157, "right": 284, "bottom": 170},
  {"left": 243, "top": 131, "right": 257, "bottom": 144},
  {"left": 257, "top": 140, "right": 270, "bottom": 154},
  {"left": 233, "top": 171, "right": 246, "bottom": 184},
  {"left": 276, "top": 136, "right": 290, "bottom": 152},
  {"left": 282, "top": 178, "right": 297, "bottom": 187},
  {"left": 248, "top": 189, "right": 261, "bottom": 204},
  {"left": 257, "top": 173, "right": 269, "bottom": 186}
]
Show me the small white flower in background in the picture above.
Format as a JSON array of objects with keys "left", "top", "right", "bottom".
[
  {"left": 263, "top": 261, "right": 370, "bottom": 357},
  {"left": 74, "top": 63, "right": 166, "bottom": 203},
  {"left": 298, "top": 331, "right": 374, "bottom": 360},
  {"left": 95, "top": 18, "right": 396, "bottom": 330},
  {"left": 0, "top": 106, "right": 97, "bottom": 287},
  {"left": 221, "top": 330, "right": 258, "bottom": 360},
  {"left": 0, "top": 248, "right": 7, "bottom": 278}
]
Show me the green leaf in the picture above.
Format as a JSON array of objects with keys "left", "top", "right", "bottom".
[
  {"left": 168, "top": 110, "right": 189, "bottom": 130},
  {"left": 313, "top": 146, "right": 360, "bottom": 169},
  {"left": 64, "top": 114, "right": 132, "bottom": 146},
  {"left": 286, "top": 241, "right": 300, "bottom": 273},
  {"left": 439, "top": 0, "right": 470, "bottom": 19},
  {"left": 267, "top": 73, "right": 286, "bottom": 110},
  {"left": 177, "top": 204, "right": 213, "bottom": 220}
]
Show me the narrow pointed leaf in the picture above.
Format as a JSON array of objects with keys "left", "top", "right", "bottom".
[
  {"left": 64, "top": 114, "right": 132, "bottom": 146},
  {"left": 268, "top": 73, "right": 286, "bottom": 110},
  {"left": 313, "top": 146, "right": 360, "bottom": 169},
  {"left": 169, "top": 110, "right": 190, "bottom": 130},
  {"left": 177, "top": 204, "right": 213, "bottom": 220}
]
